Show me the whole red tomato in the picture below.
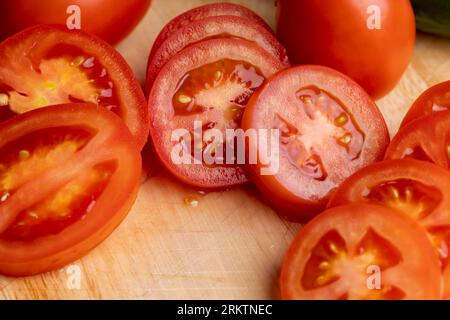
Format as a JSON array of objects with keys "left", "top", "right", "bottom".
[
  {"left": 0, "top": 0, "right": 151, "bottom": 45},
  {"left": 276, "top": 0, "right": 416, "bottom": 99}
]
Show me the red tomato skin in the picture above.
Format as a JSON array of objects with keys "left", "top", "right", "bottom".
[
  {"left": 0, "top": 0, "right": 151, "bottom": 45},
  {"left": 276, "top": 0, "right": 416, "bottom": 99},
  {"left": 401, "top": 81, "right": 450, "bottom": 127},
  {"left": 0, "top": 104, "right": 142, "bottom": 276},
  {"left": 0, "top": 25, "right": 149, "bottom": 150}
]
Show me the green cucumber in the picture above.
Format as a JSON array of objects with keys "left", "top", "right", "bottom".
[{"left": 412, "top": 0, "right": 450, "bottom": 37}]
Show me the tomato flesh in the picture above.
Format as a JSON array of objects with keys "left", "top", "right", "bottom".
[
  {"left": 401, "top": 81, "right": 450, "bottom": 127},
  {"left": 386, "top": 110, "right": 450, "bottom": 169},
  {"left": 281, "top": 204, "right": 442, "bottom": 300},
  {"left": 1, "top": 43, "right": 120, "bottom": 120}
]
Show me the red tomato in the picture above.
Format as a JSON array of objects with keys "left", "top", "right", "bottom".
[
  {"left": 276, "top": 0, "right": 416, "bottom": 99},
  {"left": 0, "top": 25, "right": 149, "bottom": 150},
  {"left": 146, "top": 15, "right": 289, "bottom": 95},
  {"left": 150, "top": 2, "right": 272, "bottom": 60},
  {"left": 280, "top": 204, "right": 442, "bottom": 300},
  {"left": 401, "top": 81, "right": 450, "bottom": 127},
  {"left": 0, "top": 0, "right": 151, "bottom": 45},
  {"left": 242, "top": 65, "right": 389, "bottom": 222},
  {"left": 385, "top": 110, "right": 450, "bottom": 168},
  {"left": 0, "top": 104, "right": 141, "bottom": 276},
  {"left": 329, "top": 159, "right": 450, "bottom": 268},
  {"left": 148, "top": 38, "right": 285, "bottom": 189}
]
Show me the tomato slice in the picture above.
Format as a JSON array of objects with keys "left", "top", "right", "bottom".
[
  {"left": 329, "top": 159, "right": 450, "bottom": 266},
  {"left": 0, "top": 104, "right": 141, "bottom": 276},
  {"left": 148, "top": 38, "right": 285, "bottom": 188},
  {"left": 242, "top": 65, "right": 389, "bottom": 221},
  {"left": 150, "top": 2, "right": 272, "bottom": 61},
  {"left": 401, "top": 81, "right": 450, "bottom": 127},
  {"left": 280, "top": 204, "right": 442, "bottom": 300},
  {"left": 386, "top": 110, "right": 450, "bottom": 168},
  {"left": 0, "top": 25, "right": 149, "bottom": 149},
  {"left": 146, "top": 15, "right": 289, "bottom": 94}
]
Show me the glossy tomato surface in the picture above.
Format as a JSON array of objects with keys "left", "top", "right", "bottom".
[
  {"left": 146, "top": 15, "right": 289, "bottom": 94},
  {"left": 401, "top": 81, "right": 450, "bottom": 127},
  {"left": 386, "top": 110, "right": 450, "bottom": 168},
  {"left": 148, "top": 38, "right": 285, "bottom": 189},
  {"left": 0, "top": 0, "right": 151, "bottom": 45},
  {"left": 0, "top": 104, "right": 141, "bottom": 276},
  {"left": 0, "top": 25, "right": 149, "bottom": 149},
  {"left": 242, "top": 65, "right": 389, "bottom": 221},
  {"left": 150, "top": 2, "right": 271, "bottom": 60},
  {"left": 329, "top": 159, "right": 450, "bottom": 267},
  {"left": 280, "top": 204, "right": 441, "bottom": 300},
  {"left": 276, "top": 0, "right": 416, "bottom": 99}
]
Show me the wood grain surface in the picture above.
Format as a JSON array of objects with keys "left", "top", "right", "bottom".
[{"left": 1, "top": 0, "right": 450, "bottom": 300}]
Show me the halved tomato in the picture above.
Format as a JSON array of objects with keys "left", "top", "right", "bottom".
[
  {"left": 150, "top": 2, "right": 272, "bottom": 61},
  {"left": 148, "top": 38, "right": 285, "bottom": 189},
  {"left": 242, "top": 65, "right": 389, "bottom": 222},
  {"left": 0, "top": 104, "right": 141, "bottom": 276},
  {"left": 146, "top": 15, "right": 289, "bottom": 94},
  {"left": 329, "top": 159, "right": 450, "bottom": 267},
  {"left": 280, "top": 204, "right": 441, "bottom": 300},
  {"left": 386, "top": 110, "right": 450, "bottom": 168},
  {"left": 0, "top": 25, "right": 149, "bottom": 149},
  {"left": 401, "top": 81, "right": 450, "bottom": 127}
]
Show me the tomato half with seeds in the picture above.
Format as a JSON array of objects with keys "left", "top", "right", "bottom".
[
  {"left": 148, "top": 38, "right": 285, "bottom": 188},
  {"left": 386, "top": 110, "right": 450, "bottom": 168},
  {"left": 401, "top": 81, "right": 450, "bottom": 127},
  {"left": 0, "top": 104, "right": 141, "bottom": 276},
  {"left": 150, "top": 2, "right": 271, "bottom": 61},
  {"left": 280, "top": 204, "right": 441, "bottom": 300},
  {"left": 146, "top": 15, "right": 289, "bottom": 94},
  {"left": 242, "top": 65, "right": 389, "bottom": 222},
  {"left": 0, "top": 25, "right": 149, "bottom": 150},
  {"left": 329, "top": 159, "right": 450, "bottom": 267}
]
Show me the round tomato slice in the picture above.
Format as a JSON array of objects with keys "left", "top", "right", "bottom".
[
  {"left": 148, "top": 38, "right": 285, "bottom": 189},
  {"left": 0, "top": 0, "right": 151, "bottom": 45},
  {"left": 386, "top": 110, "right": 450, "bottom": 168},
  {"left": 329, "top": 159, "right": 450, "bottom": 266},
  {"left": 242, "top": 65, "right": 389, "bottom": 221},
  {"left": 401, "top": 81, "right": 450, "bottom": 127},
  {"left": 146, "top": 15, "right": 289, "bottom": 94},
  {"left": 280, "top": 204, "right": 441, "bottom": 300},
  {"left": 0, "top": 103, "right": 141, "bottom": 276},
  {"left": 0, "top": 25, "right": 149, "bottom": 150},
  {"left": 150, "top": 3, "right": 272, "bottom": 60}
]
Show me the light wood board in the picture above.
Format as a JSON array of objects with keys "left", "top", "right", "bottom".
[{"left": 1, "top": 0, "right": 450, "bottom": 300}]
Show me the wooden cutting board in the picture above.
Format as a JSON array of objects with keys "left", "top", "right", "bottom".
[{"left": 1, "top": 0, "right": 450, "bottom": 300}]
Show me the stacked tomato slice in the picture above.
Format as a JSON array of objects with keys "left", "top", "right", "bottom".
[
  {"left": 147, "top": 3, "right": 288, "bottom": 188},
  {"left": 0, "top": 26, "right": 146, "bottom": 275},
  {"left": 281, "top": 81, "right": 450, "bottom": 300}
]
